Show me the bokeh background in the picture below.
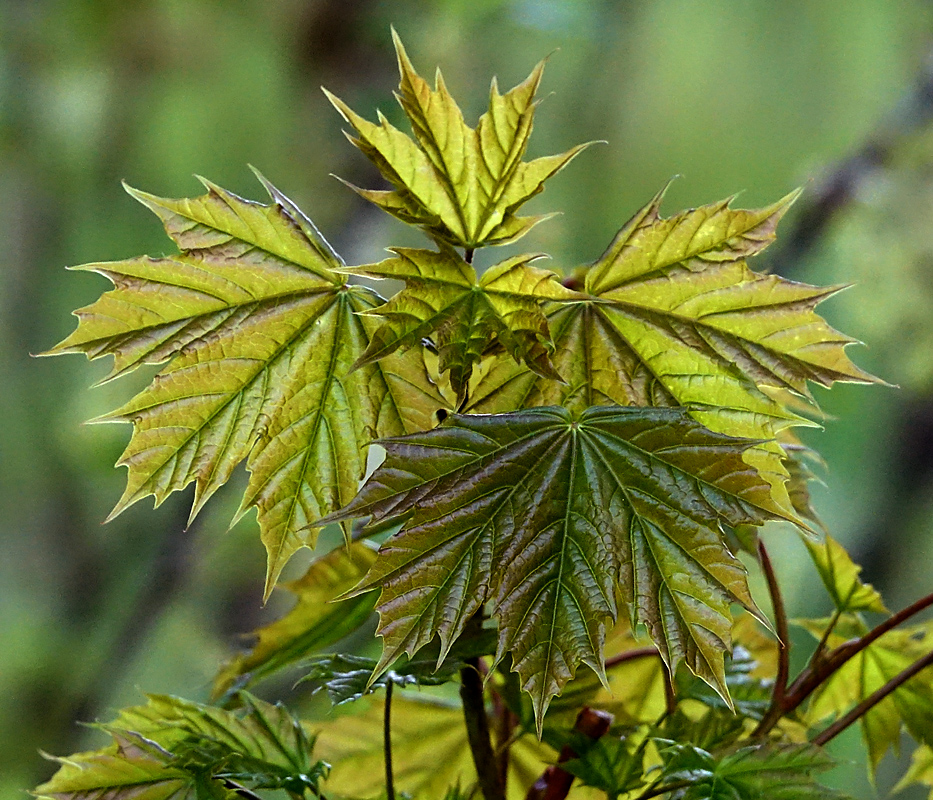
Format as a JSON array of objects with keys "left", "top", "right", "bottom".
[{"left": 3, "top": 1, "right": 933, "bottom": 797}]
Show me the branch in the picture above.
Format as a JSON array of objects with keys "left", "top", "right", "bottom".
[
  {"left": 751, "top": 539, "right": 790, "bottom": 737},
  {"left": 782, "top": 590, "right": 933, "bottom": 715},
  {"left": 460, "top": 657, "right": 505, "bottom": 800},
  {"left": 812, "top": 649, "right": 933, "bottom": 746},
  {"left": 605, "top": 647, "right": 659, "bottom": 670},
  {"left": 384, "top": 679, "right": 396, "bottom": 800},
  {"left": 766, "top": 49, "right": 933, "bottom": 277},
  {"left": 524, "top": 707, "right": 613, "bottom": 800}
]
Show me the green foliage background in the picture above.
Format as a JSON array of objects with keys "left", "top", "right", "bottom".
[{"left": 3, "top": 1, "right": 933, "bottom": 798}]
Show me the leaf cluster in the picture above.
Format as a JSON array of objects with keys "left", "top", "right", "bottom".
[{"left": 36, "top": 29, "right": 933, "bottom": 800}]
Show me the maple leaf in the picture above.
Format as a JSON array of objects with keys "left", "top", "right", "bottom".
[
  {"left": 318, "top": 405, "right": 793, "bottom": 731},
  {"left": 314, "top": 694, "right": 554, "bottom": 799},
  {"left": 324, "top": 29, "right": 590, "bottom": 248},
  {"left": 467, "top": 186, "right": 881, "bottom": 510},
  {"left": 344, "top": 244, "right": 582, "bottom": 401},
  {"left": 658, "top": 742, "right": 846, "bottom": 800},
  {"left": 803, "top": 533, "right": 887, "bottom": 614},
  {"left": 801, "top": 616, "right": 933, "bottom": 773},
  {"left": 44, "top": 171, "right": 447, "bottom": 594},
  {"left": 212, "top": 541, "right": 378, "bottom": 700}
]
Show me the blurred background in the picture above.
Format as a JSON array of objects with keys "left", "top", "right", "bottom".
[{"left": 3, "top": 1, "right": 933, "bottom": 797}]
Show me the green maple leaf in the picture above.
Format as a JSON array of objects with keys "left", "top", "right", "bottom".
[
  {"left": 314, "top": 694, "right": 553, "bottom": 799},
  {"left": 324, "top": 29, "right": 590, "bottom": 248},
  {"left": 659, "top": 743, "right": 846, "bottom": 799},
  {"left": 894, "top": 745, "right": 933, "bottom": 798},
  {"left": 344, "top": 245, "right": 581, "bottom": 400},
  {"left": 801, "top": 616, "right": 933, "bottom": 773},
  {"left": 803, "top": 533, "right": 887, "bottom": 614},
  {"left": 467, "top": 186, "right": 881, "bottom": 510},
  {"left": 319, "top": 405, "right": 793, "bottom": 731},
  {"left": 34, "top": 732, "right": 203, "bottom": 800},
  {"left": 44, "top": 171, "right": 447, "bottom": 594},
  {"left": 212, "top": 541, "right": 378, "bottom": 700}
]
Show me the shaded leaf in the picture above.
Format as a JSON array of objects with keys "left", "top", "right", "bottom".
[
  {"left": 34, "top": 733, "right": 202, "bottom": 800},
  {"left": 302, "top": 627, "right": 498, "bottom": 705},
  {"left": 212, "top": 541, "right": 378, "bottom": 700},
  {"left": 44, "top": 173, "right": 446, "bottom": 594},
  {"left": 803, "top": 534, "right": 887, "bottom": 614},
  {"left": 561, "top": 736, "right": 649, "bottom": 798},
  {"left": 801, "top": 616, "right": 933, "bottom": 773},
  {"left": 467, "top": 187, "right": 881, "bottom": 510},
  {"left": 325, "top": 30, "right": 589, "bottom": 248},
  {"left": 345, "top": 245, "right": 580, "bottom": 400},
  {"left": 319, "top": 405, "right": 793, "bottom": 730},
  {"left": 108, "top": 693, "right": 323, "bottom": 793},
  {"left": 660, "top": 743, "right": 845, "bottom": 799},
  {"left": 313, "top": 694, "right": 554, "bottom": 799},
  {"left": 893, "top": 745, "right": 933, "bottom": 799}
]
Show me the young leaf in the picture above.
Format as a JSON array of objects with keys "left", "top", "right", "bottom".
[
  {"left": 212, "top": 541, "right": 378, "bottom": 700},
  {"left": 325, "top": 30, "right": 589, "bottom": 248},
  {"left": 467, "top": 187, "right": 881, "bottom": 509},
  {"left": 108, "top": 693, "right": 325, "bottom": 794},
  {"left": 803, "top": 533, "right": 887, "bottom": 614},
  {"left": 313, "top": 694, "right": 554, "bottom": 799},
  {"left": 34, "top": 732, "right": 204, "bottom": 800},
  {"left": 893, "top": 745, "right": 933, "bottom": 798},
  {"left": 659, "top": 743, "right": 846, "bottom": 799},
  {"left": 560, "top": 736, "right": 649, "bottom": 798},
  {"left": 345, "top": 245, "right": 581, "bottom": 399},
  {"left": 801, "top": 616, "right": 933, "bottom": 773},
  {"left": 319, "top": 405, "right": 794, "bottom": 730},
  {"left": 44, "top": 173, "right": 446, "bottom": 594}
]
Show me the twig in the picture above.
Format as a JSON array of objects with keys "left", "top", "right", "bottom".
[
  {"left": 811, "top": 608, "right": 843, "bottom": 666},
  {"left": 524, "top": 708, "right": 613, "bottom": 800},
  {"left": 605, "top": 647, "right": 659, "bottom": 670},
  {"left": 781, "top": 590, "right": 933, "bottom": 716},
  {"left": 461, "top": 657, "right": 505, "bottom": 800},
  {"left": 812, "top": 649, "right": 933, "bottom": 746},
  {"left": 384, "top": 679, "right": 396, "bottom": 800},
  {"left": 751, "top": 540, "right": 790, "bottom": 737}
]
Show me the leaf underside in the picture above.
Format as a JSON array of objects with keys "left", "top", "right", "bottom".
[{"left": 319, "top": 405, "right": 792, "bottom": 730}]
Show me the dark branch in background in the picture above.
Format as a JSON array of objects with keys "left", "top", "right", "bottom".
[
  {"left": 765, "top": 48, "right": 933, "bottom": 277},
  {"left": 524, "top": 708, "right": 613, "bottom": 800},
  {"left": 812, "top": 649, "right": 933, "bottom": 746},
  {"left": 752, "top": 539, "right": 790, "bottom": 737},
  {"left": 461, "top": 657, "right": 505, "bottom": 800}
]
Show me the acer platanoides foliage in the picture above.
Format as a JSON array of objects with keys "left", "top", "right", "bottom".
[{"left": 46, "top": 30, "right": 880, "bottom": 730}]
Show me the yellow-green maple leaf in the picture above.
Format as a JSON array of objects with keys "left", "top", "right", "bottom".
[
  {"left": 344, "top": 244, "right": 582, "bottom": 401},
  {"left": 467, "top": 186, "right": 881, "bottom": 510},
  {"left": 45, "top": 172, "right": 447, "bottom": 594},
  {"left": 324, "top": 29, "right": 590, "bottom": 248}
]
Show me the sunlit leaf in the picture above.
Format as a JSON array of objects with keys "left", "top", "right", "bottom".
[
  {"left": 34, "top": 733, "right": 203, "bottom": 800},
  {"left": 803, "top": 534, "right": 887, "bottom": 614},
  {"left": 801, "top": 616, "right": 933, "bottom": 773},
  {"left": 325, "top": 30, "right": 590, "bottom": 248},
  {"left": 467, "top": 187, "right": 881, "bottom": 509},
  {"left": 212, "top": 542, "right": 379, "bottom": 700},
  {"left": 313, "top": 695, "right": 554, "bottom": 799},
  {"left": 44, "top": 173, "right": 446, "bottom": 594},
  {"left": 344, "top": 245, "right": 581, "bottom": 400},
  {"left": 320, "top": 405, "right": 793, "bottom": 730}
]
